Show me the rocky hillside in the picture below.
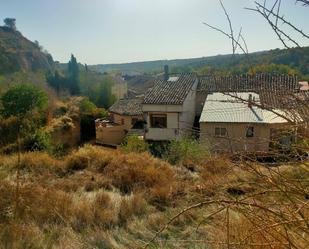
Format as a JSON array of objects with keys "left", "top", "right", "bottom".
[{"left": 0, "top": 26, "right": 54, "bottom": 74}]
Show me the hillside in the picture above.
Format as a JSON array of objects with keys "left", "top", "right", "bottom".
[
  {"left": 0, "top": 145, "right": 308, "bottom": 248},
  {"left": 90, "top": 47, "right": 309, "bottom": 77},
  {"left": 0, "top": 26, "right": 54, "bottom": 74}
]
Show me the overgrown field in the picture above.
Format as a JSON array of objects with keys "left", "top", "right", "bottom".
[{"left": 0, "top": 145, "right": 308, "bottom": 249}]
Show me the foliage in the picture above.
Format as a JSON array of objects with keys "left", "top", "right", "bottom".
[
  {"left": 67, "top": 54, "right": 80, "bottom": 95},
  {"left": 46, "top": 70, "right": 66, "bottom": 94},
  {"left": 3, "top": 18, "right": 16, "bottom": 30},
  {"left": 79, "top": 98, "right": 108, "bottom": 118},
  {"left": 1, "top": 84, "right": 48, "bottom": 118},
  {"left": 90, "top": 46, "right": 309, "bottom": 80},
  {"left": 165, "top": 136, "right": 209, "bottom": 166},
  {"left": 79, "top": 70, "right": 116, "bottom": 108},
  {"left": 24, "top": 129, "right": 52, "bottom": 152},
  {"left": 248, "top": 63, "right": 300, "bottom": 75},
  {"left": 121, "top": 135, "right": 149, "bottom": 153}
]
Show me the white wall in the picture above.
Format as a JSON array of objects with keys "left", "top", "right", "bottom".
[
  {"left": 179, "top": 79, "right": 198, "bottom": 134},
  {"left": 143, "top": 79, "right": 198, "bottom": 141}
]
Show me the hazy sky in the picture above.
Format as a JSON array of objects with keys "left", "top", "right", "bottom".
[{"left": 1, "top": 0, "right": 308, "bottom": 65}]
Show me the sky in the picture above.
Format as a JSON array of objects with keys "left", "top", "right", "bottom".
[{"left": 1, "top": 0, "right": 308, "bottom": 65}]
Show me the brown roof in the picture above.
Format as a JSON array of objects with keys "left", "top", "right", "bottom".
[
  {"left": 109, "top": 98, "right": 143, "bottom": 116},
  {"left": 143, "top": 74, "right": 197, "bottom": 105},
  {"left": 197, "top": 74, "right": 299, "bottom": 93},
  {"left": 259, "top": 90, "right": 309, "bottom": 122}
]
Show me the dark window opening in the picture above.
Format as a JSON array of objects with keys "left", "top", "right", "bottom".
[
  {"left": 246, "top": 127, "right": 254, "bottom": 138},
  {"left": 121, "top": 118, "right": 125, "bottom": 125},
  {"left": 131, "top": 118, "right": 138, "bottom": 126},
  {"left": 150, "top": 114, "right": 167, "bottom": 128},
  {"left": 215, "top": 127, "right": 227, "bottom": 137}
]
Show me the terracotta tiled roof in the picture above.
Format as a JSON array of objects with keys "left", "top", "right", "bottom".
[
  {"left": 143, "top": 74, "right": 197, "bottom": 105},
  {"left": 109, "top": 98, "right": 143, "bottom": 116},
  {"left": 197, "top": 74, "right": 299, "bottom": 92}
]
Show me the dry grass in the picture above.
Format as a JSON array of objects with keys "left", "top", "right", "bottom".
[{"left": 0, "top": 145, "right": 308, "bottom": 249}]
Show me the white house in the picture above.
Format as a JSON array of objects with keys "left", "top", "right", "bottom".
[{"left": 142, "top": 73, "right": 198, "bottom": 141}]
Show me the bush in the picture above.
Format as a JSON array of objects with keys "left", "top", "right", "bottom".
[
  {"left": 121, "top": 135, "right": 149, "bottom": 153},
  {"left": 103, "top": 153, "right": 175, "bottom": 195},
  {"left": 118, "top": 194, "right": 147, "bottom": 225},
  {"left": 24, "top": 129, "right": 51, "bottom": 152},
  {"left": 165, "top": 137, "right": 209, "bottom": 166},
  {"left": 65, "top": 145, "right": 113, "bottom": 173},
  {"left": 0, "top": 152, "right": 63, "bottom": 175}
]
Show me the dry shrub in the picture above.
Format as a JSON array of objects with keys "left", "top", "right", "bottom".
[
  {"left": 52, "top": 178, "right": 80, "bottom": 192},
  {"left": 149, "top": 185, "right": 173, "bottom": 208},
  {"left": 200, "top": 157, "right": 231, "bottom": 176},
  {"left": 0, "top": 152, "right": 64, "bottom": 176},
  {"left": 94, "top": 192, "right": 111, "bottom": 209},
  {"left": 196, "top": 157, "right": 236, "bottom": 196},
  {"left": 0, "top": 223, "right": 43, "bottom": 249},
  {"left": 103, "top": 152, "right": 176, "bottom": 195},
  {"left": 72, "top": 201, "right": 94, "bottom": 231},
  {"left": 0, "top": 181, "right": 73, "bottom": 225},
  {"left": 65, "top": 145, "right": 113, "bottom": 173},
  {"left": 94, "top": 209, "right": 116, "bottom": 228},
  {"left": 118, "top": 194, "right": 147, "bottom": 225},
  {"left": 72, "top": 192, "right": 117, "bottom": 231},
  {"left": 84, "top": 180, "right": 97, "bottom": 192},
  {"left": 146, "top": 212, "right": 167, "bottom": 231},
  {"left": 92, "top": 192, "right": 116, "bottom": 228}
]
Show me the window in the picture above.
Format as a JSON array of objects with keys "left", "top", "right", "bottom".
[
  {"left": 121, "top": 118, "right": 125, "bottom": 125},
  {"left": 215, "top": 127, "right": 227, "bottom": 137},
  {"left": 246, "top": 127, "right": 254, "bottom": 137},
  {"left": 150, "top": 114, "right": 167, "bottom": 128}
]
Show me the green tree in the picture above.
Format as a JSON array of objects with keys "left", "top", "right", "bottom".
[
  {"left": 3, "top": 18, "right": 16, "bottom": 30},
  {"left": 46, "top": 70, "right": 66, "bottom": 95},
  {"left": 1, "top": 84, "right": 48, "bottom": 118},
  {"left": 0, "top": 84, "right": 48, "bottom": 218},
  {"left": 67, "top": 54, "right": 80, "bottom": 95}
]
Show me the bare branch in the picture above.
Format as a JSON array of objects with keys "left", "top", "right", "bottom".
[
  {"left": 203, "top": 22, "right": 248, "bottom": 55},
  {"left": 254, "top": 1, "right": 309, "bottom": 39},
  {"left": 219, "top": 0, "right": 236, "bottom": 54}
]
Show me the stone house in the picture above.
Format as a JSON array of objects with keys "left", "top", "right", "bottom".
[{"left": 95, "top": 98, "right": 143, "bottom": 145}]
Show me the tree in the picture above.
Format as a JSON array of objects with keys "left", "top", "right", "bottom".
[
  {"left": 1, "top": 84, "right": 48, "bottom": 218},
  {"left": 3, "top": 18, "right": 16, "bottom": 30},
  {"left": 1, "top": 84, "right": 48, "bottom": 119},
  {"left": 67, "top": 54, "right": 80, "bottom": 95},
  {"left": 46, "top": 70, "right": 66, "bottom": 95}
]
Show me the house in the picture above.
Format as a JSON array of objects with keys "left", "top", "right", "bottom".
[
  {"left": 95, "top": 98, "right": 143, "bottom": 145},
  {"left": 196, "top": 74, "right": 299, "bottom": 116},
  {"left": 199, "top": 92, "right": 289, "bottom": 152},
  {"left": 142, "top": 73, "right": 198, "bottom": 141}
]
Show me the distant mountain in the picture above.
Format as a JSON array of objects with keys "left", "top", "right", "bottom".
[
  {"left": 89, "top": 47, "right": 309, "bottom": 77},
  {"left": 0, "top": 26, "right": 54, "bottom": 74}
]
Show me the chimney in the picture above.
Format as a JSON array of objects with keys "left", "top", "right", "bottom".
[
  {"left": 248, "top": 94, "right": 253, "bottom": 108},
  {"left": 164, "top": 65, "right": 169, "bottom": 81}
]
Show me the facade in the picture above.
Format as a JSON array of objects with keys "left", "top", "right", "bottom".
[
  {"left": 95, "top": 98, "right": 143, "bottom": 145},
  {"left": 95, "top": 120, "right": 125, "bottom": 145},
  {"left": 142, "top": 74, "right": 198, "bottom": 141},
  {"left": 199, "top": 92, "right": 288, "bottom": 152}
]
